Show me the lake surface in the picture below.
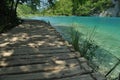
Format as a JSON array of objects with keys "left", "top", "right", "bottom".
[{"left": 30, "top": 16, "right": 120, "bottom": 78}]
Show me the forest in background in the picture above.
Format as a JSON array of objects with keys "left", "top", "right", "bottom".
[{"left": 17, "top": 0, "right": 113, "bottom": 17}]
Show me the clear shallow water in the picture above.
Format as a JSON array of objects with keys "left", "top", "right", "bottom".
[
  {"left": 31, "top": 16, "right": 120, "bottom": 58},
  {"left": 30, "top": 16, "right": 120, "bottom": 78}
]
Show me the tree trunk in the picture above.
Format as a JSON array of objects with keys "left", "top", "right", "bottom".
[
  {"left": 10, "top": 0, "right": 14, "bottom": 10},
  {"left": 14, "top": 0, "right": 20, "bottom": 16}
]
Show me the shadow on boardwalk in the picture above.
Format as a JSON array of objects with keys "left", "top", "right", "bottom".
[{"left": 0, "top": 20, "right": 106, "bottom": 80}]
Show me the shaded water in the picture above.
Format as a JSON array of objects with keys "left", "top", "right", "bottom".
[{"left": 30, "top": 16, "right": 120, "bottom": 79}]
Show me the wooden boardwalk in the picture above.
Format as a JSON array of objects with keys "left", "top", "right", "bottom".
[{"left": 0, "top": 20, "right": 106, "bottom": 80}]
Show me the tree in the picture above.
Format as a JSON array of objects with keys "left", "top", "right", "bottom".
[
  {"left": 53, "top": 0, "right": 72, "bottom": 15},
  {"left": 0, "top": 0, "right": 55, "bottom": 32}
]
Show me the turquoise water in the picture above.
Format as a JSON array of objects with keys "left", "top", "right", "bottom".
[
  {"left": 32, "top": 16, "right": 120, "bottom": 58},
  {"left": 31, "top": 16, "right": 120, "bottom": 78}
]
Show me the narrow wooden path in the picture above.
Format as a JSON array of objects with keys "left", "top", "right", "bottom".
[{"left": 0, "top": 20, "right": 106, "bottom": 80}]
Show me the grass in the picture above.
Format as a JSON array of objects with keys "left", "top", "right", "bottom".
[
  {"left": 81, "top": 26, "right": 97, "bottom": 59},
  {"left": 70, "top": 24, "right": 97, "bottom": 59},
  {"left": 70, "top": 24, "right": 80, "bottom": 51}
]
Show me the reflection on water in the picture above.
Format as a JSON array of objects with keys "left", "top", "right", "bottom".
[{"left": 30, "top": 16, "right": 120, "bottom": 79}]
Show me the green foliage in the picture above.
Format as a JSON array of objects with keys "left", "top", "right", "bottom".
[
  {"left": 54, "top": 0, "right": 73, "bottom": 15},
  {"left": 93, "top": 0, "right": 113, "bottom": 13},
  {"left": 70, "top": 24, "right": 80, "bottom": 51},
  {"left": 28, "top": 0, "right": 40, "bottom": 12},
  {"left": 17, "top": 4, "right": 32, "bottom": 17},
  {"left": 40, "top": 0, "right": 113, "bottom": 16},
  {"left": 43, "top": 0, "right": 73, "bottom": 16},
  {"left": 74, "top": 0, "right": 113, "bottom": 16},
  {"left": 75, "top": 1, "right": 92, "bottom": 16}
]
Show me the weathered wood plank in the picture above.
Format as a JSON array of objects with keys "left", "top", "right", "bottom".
[
  {"left": 0, "top": 52, "right": 80, "bottom": 62},
  {"left": 0, "top": 58, "right": 84, "bottom": 76},
  {"left": 0, "top": 64, "right": 62, "bottom": 75},
  {"left": 57, "top": 74, "right": 94, "bottom": 80},
  {"left": 78, "top": 57, "right": 87, "bottom": 63},
  {"left": 0, "top": 46, "right": 67, "bottom": 51},
  {"left": 0, "top": 58, "right": 79, "bottom": 67},
  {"left": 14, "top": 46, "right": 67, "bottom": 50},
  {"left": 0, "top": 50, "right": 72, "bottom": 59},
  {"left": 0, "top": 49, "right": 70, "bottom": 56},
  {"left": 0, "top": 58, "right": 47, "bottom": 67},
  {"left": 38, "top": 46, "right": 68, "bottom": 50},
  {"left": 0, "top": 65, "right": 85, "bottom": 80},
  {"left": 81, "top": 63, "right": 93, "bottom": 73},
  {"left": 91, "top": 72, "right": 106, "bottom": 80},
  {"left": 34, "top": 49, "right": 70, "bottom": 54}
]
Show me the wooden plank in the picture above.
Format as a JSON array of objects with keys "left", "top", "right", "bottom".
[
  {"left": 57, "top": 74, "right": 94, "bottom": 80},
  {"left": 0, "top": 64, "right": 66, "bottom": 75},
  {"left": 0, "top": 52, "right": 79, "bottom": 61},
  {"left": 0, "top": 58, "right": 80, "bottom": 75},
  {"left": 78, "top": 57, "right": 87, "bottom": 63},
  {"left": 9, "top": 49, "right": 70, "bottom": 55},
  {"left": 0, "top": 46, "right": 69, "bottom": 55},
  {"left": 38, "top": 49, "right": 70, "bottom": 54},
  {"left": 0, "top": 65, "right": 85, "bottom": 80},
  {"left": 0, "top": 58, "right": 79, "bottom": 67},
  {"left": 92, "top": 72, "right": 106, "bottom": 80},
  {"left": 0, "top": 58, "right": 47, "bottom": 67},
  {"left": 81, "top": 63, "right": 93, "bottom": 73},
  {"left": 38, "top": 46, "right": 68, "bottom": 50},
  {"left": 0, "top": 49, "right": 71, "bottom": 58}
]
